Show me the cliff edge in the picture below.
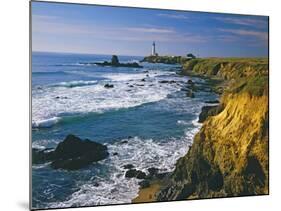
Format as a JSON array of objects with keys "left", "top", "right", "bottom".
[{"left": 157, "top": 58, "right": 269, "bottom": 200}]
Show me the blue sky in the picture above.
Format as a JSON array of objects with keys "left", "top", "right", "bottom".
[{"left": 32, "top": 1, "right": 269, "bottom": 57}]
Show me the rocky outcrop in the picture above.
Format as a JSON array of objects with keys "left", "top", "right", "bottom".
[
  {"left": 198, "top": 105, "right": 224, "bottom": 123},
  {"left": 32, "top": 134, "right": 109, "bottom": 170},
  {"left": 95, "top": 55, "right": 143, "bottom": 68}
]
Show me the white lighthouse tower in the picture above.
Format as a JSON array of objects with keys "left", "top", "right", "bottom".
[{"left": 151, "top": 41, "right": 157, "bottom": 56}]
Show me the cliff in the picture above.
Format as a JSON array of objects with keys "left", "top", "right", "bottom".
[
  {"left": 133, "top": 58, "right": 269, "bottom": 202},
  {"left": 156, "top": 58, "right": 269, "bottom": 200}
]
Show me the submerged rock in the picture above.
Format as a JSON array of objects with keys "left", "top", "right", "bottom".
[
  {"left": 125, "top": 169, "right": 146, "bottom": 179},
  {"left": 32, "top": 134, "right": 109, "bottom": 170},
  {"left": 123, "top": 164, "right": 135, "bottom": 169},
  {"left": 104, "top": 84, "right": 114, "bottom": 88}
]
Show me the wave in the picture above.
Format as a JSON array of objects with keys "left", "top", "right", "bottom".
[
  {"left": 52, "top": 80, "right": 97, "bottom": 88},
  {"left": 32, "top": 117, "right": 61, "bottom": 128},
  {"left": 32, "top": 72, "right": 182, "bottom": 127}
]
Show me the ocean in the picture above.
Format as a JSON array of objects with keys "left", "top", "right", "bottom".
[{"left": 31, "top": 52, "right": 218, "bottom": 209}]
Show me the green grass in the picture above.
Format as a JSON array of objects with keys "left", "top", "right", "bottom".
[{"left": 230, "top": 75, "right": 269, "bottom": 96}]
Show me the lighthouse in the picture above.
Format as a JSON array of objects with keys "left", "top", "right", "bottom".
[{"left": 151, "top": 41, "right": 157, "bottom": 56}]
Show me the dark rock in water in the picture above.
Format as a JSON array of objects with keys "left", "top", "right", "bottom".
[
  {"left": 32, "top": 148, "right": 53, "bottom": 164},
  {"left": 138, "top": 180, "right": 150, "bottom": 188},
  {"left": 104, "top": 84, "right": 114, "bottom": 88},
  {"left": 155, "top": 172, "right": 169, "bottom": 180},
  {"left": 141, "top": 78, "right": 146, "bottom": 82},
  {"left": 136, "top": 171, "right": 146, "bottom": 179},
  {"left": 186, "top": 90, "right": 195, "bottom": 98},
  {"left": 123, "top": 164, "right": 135, "bottom": 169},
  {"left": 198, "top": 105, "right": 224, "bottom": 123},
  {"left": 94, "top": 55, "right": 143, "bottom": 68},
  {"left": 93, "top": 182, "right": 99, "bottom": 187},
  {"left": 187, "top": 79, "right": 194, "bottom": 85},
  {"left": 136, "top": 84, "right": 144, "bottom": 86},
  {"left": 205, "top": 100, "right": 220, "bottom": 104},
  {"left": 125, "top": 169, "right": 138, "bottom": 178},
  {"left": 111, "top": 55, "right": 119, "bottom": 65},
  {"left": 143, "top": 70, "right": 149, "bottom": 73},
  {"left": 32, "top": 134, "right": 109, "bottom": 170},
  {"left": 125, "top": 169, "right": 146, "bottom": 179},
  {"left": 128, "top": 85, "right": 134, "bottom": 88},
  {"left": 148, "top": 167, "right": 159, "bottom": 176},
  {"left": 146, "top": 74, "right": 149, "bottom": 77},
  {"left": 120, "top": 140, "right": 128, "bottom": 144},
  {"left": 159, "top": 80, "right": 176, "bottom": 84},
  {"left": 113, "top": 152, "right": 119, "bottom": 156}
]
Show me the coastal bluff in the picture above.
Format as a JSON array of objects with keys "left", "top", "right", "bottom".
[{"left": 134, "top": 58, "right": 269, "bottom": 202}]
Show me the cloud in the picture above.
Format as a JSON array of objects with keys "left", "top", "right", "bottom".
[
  {"left": 219, "top": 28, "right": 268, "bottom": 41},
  {"left": 32, "top": 15, "right": 208, "bottom": 44},
  {"left": 214, "top": 17, "right": 268, "bottom": 28},
  {"left": 157, "top": 13, "right": 189, "bottom": 20}
]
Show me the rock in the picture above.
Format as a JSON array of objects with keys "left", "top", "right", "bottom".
[
  {"left": 141, "top": 78, "right": 146, "bottom": 82},
  {"left": 111, "top": 55, "right": 119, "bottom": 65},
  {"left": 32, "top": 134, "right": 109, "bottom": 170},
  {"left": 123, "top": 164, "right": 135, "bottom": 169},
  {"left": 186, "top": 90, "right": 195, "bottom": 98},
  {"left": 138, "top": 180, "right": 150, "bottom": 188},
  {"left": 125, "top": 169, "right": 146, "bottom": 179},
  {"left": 113, "top": 152, "right": 118, "bottom": 156},
  {"left": 159, "top": 80, "right": 176, "bottom": 84},
  {"left": 104, "top": 84, "right": 114, "bottom": 88},
  {"left": 205, "top": 100, "right": 220, "bottom": 104},
  {"left": 32, "top": 148, "right": 53, "bottom": 164},
  {"left": 120, "top": 140, "right": 128, "bottom": 144},
  {"left": 128, "top": 85, "right": 134, "bottom": 88},
  {"left": 136, "top": 171, "right": 146, "bottom": 179},
  {"left": 125, "top": 169, "right": 137, "bottom": 178},
  {"left": 148, "top": 167, "right": 159, "bottom": 176},
  {"left": 155, "top": 172, "right": 169, "bottom": 180},
  {"left": 198, "top": 105, "right": 224, "bottom": 123},
  {"left": 187, "top": 79, "right": 194, "bottom": 85},
  {"left": 94, "top": 55, "right": 143, "bottom": 68}
]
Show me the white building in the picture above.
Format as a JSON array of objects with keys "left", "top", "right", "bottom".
[{"left": 151, "top": 41, "right": 157, "bottom": 56}]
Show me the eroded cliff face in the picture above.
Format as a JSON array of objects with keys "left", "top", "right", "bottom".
[{"left": 156, "top": 59, "right": 269, "bottom": 201}]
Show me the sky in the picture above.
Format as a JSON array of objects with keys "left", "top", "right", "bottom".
[{"left": 31, "top": 1, "right": 269, "bottom": 57}]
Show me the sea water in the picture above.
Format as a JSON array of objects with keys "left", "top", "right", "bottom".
[{"left": 31, "top": 52, "right": 217, "bottom": 209}]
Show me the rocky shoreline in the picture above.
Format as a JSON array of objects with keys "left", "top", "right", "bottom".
[{"left": 132, "top": 57, "right": 269, "bottom": 203}]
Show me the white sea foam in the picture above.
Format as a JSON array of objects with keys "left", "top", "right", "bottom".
[
  {"left": 53, "top": 80, "right": 97, "bottom": 88},
  {"left": 47, "top": 125, "right": 200, "bottom": 208},
  {"left": 32, "top": 117, "right": 61, "bottom": 128},
  {"left": 32, "top": 71, "right": 183, "bottom": 128}
]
